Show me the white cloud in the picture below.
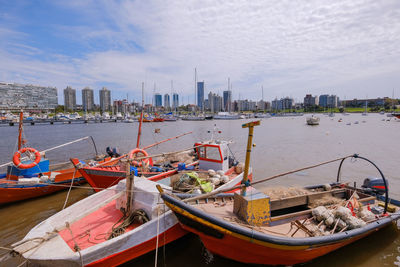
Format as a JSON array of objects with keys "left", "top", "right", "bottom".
[{"left": 1, "top": 0, "right": 400, "bottom": 103}]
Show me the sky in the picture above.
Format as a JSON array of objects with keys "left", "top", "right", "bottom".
[{"left": 0, "top": 0, "right": 399, "bottom": 104}]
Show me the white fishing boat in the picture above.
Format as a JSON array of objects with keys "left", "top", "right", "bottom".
[{"left": 11, "top": 138, "right": 249, "bottom": 266}]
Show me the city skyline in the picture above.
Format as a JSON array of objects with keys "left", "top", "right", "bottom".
[{"left": 0, "top": 1, "right": 399, "bottom": 103}]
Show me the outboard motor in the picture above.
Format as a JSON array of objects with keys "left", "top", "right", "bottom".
[
  {"left": 362, "top": 177, "right": 388, "bottom": 195},
  {"left": 106, "top": 147, "right": 120, "bottom": 158}
]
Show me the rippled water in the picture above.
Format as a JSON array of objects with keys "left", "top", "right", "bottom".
[{"left": 0, "top": 114, "right": 399, "bottom": 266}]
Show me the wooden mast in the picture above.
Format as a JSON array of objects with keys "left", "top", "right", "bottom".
[
  {"left": 18, "top": 111, "right": 23, "bottom": 150},
  {"left": 240, "top": 120, "right": 260, "bottom": 196},
  {"left": 136, "top": 82, "right": 144, "bottom": 148}
]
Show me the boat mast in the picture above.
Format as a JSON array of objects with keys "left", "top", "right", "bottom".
[
  {"left": 136, "top": 82, "right": 144, "bottom": 148},
  {"left": 18, "top": 110, "right": 23, "bottom": 150},
  {"left": 241, "top": 120, "right": 260, "bottom": 196},
  {"left": 262, "top": 86, "right": 265, "bottom": 113},
  {"left": 194, "top": 68, "right": 197, "bottom": 109}
]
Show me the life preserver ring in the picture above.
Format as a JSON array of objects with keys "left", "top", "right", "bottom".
[
  {"left": 13, "top": 147, "right": 41, "bottom": 169},
  {"left": 129, "top": 148, "right": 153, "bottom": 167}
]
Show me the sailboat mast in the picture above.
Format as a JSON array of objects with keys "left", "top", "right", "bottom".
[
  {"left": 262, "top": 86, "right": 264, "bottom": 113},
  {"left": 194, "top": 68, "right": 197, "bottom": 107},
  {"left": 136, "top": 82, "right": 144, "bottom": 148}
]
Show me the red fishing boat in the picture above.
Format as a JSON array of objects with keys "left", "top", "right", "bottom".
[
  {"left": 0, "top": 112, "right": 112, "bottom": 205},
  {"left": 158, "top": 121, "right": 400, "bottom": 265}
]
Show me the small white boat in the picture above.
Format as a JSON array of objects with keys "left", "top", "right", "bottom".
[{"left": 306, "top": 115, "right": 320, "bottom": 125}]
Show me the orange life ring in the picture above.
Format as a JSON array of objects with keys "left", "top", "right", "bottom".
[
  {"left": 13, "top": 147, "right": 41, "bottom": 169},
  {"left": 128, "top": 148, "right": 153, "bottom": 167}
]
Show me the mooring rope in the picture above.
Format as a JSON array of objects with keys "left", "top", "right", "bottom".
[
  {"left": 62, "top": 168, "right": 77, "bottom": 210},
  {"left": 154, "top": 202, "right": 161, "bottom": 267}
]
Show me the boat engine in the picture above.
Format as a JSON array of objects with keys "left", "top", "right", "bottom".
[
  {"left": 361, "top": 177, "right": 388, "bottom": 195},
  {"left": 106, "top": 147, "right": 120, "bottom": 157}
]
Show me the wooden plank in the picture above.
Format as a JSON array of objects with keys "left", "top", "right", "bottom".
[{"left": 270, "top": 189, "right": 346, "bottom": 211}]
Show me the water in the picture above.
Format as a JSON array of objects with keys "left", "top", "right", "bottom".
[{"left": 0, "top": 114, "right": 399, "bottom": 266}]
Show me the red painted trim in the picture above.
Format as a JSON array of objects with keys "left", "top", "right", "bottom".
[
  {"left": 195, "top": 143, "right": 223, "bottom": 163},
  {"left": 85, "top": 224, "right": 187, "bottom": 266}
]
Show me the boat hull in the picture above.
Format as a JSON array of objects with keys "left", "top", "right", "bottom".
[
  {"left": 162, "top": 193, "right": 400, "bottom": 265},
  {"left": 0, "top": 169, "right": 84, "bottom": 205}
]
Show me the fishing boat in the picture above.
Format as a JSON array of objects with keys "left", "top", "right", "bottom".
[
  {"left": 72, "top": 131, "right": 194, "bottom": 192},
  {"left": 157, "top": 120, "right": 400, "bottom": 266},
  {"left": 0, "top": 112, "right": 108, "bottom": 205},
  {"left": 10, "top": 136, "right": 250, "bottom": 266},
  {"left": 306, "top": 115, "right": 320, "bottom": 125}
]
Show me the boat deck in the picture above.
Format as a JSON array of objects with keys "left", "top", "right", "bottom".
[
  {"left": 197, "top": 201, "right": 313, "bottom": 238},
  {"left": 58, "top": 200, "right": 139, "bottom": 251},
  {"left": 185, "top": 186, "right": 394, "bottom": 238}
]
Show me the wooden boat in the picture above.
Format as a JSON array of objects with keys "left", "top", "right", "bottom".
[
  {"left": 71, "top": 132, "right": 194, "bottom": 192},
  {"left": 0, "top": 113, "right": 110, "bottom": 205},
  {"left": 11, "top": 139, "right": 249, "bottom": 266},
  {"left": 157, "top": 121, "right": 400, "bottom": 265}
]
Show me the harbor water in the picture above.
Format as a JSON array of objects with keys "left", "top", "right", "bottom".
[{"left": 0, "top": 114, "right": 399, "bottom": 266}]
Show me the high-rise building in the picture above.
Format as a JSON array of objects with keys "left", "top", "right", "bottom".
[
  {"left": 0, "top": 82, "right": 57, "bottom": 110},
  {"left": 197, "top": 81, "right": 204, "bottom": 109},
  {"left": 327, "top": 95, "right": 338, "bottom": 108},
  {"left": 172, "top": 93, "right": 179, "bottom": 109},
  {"left": 319, "top": 94, "right": 329, "bottom": 107},
  {"left": 99, "top": 87, "right": 111, "bottom": 112},
  {"left": 82, "top": 87, "right": 94, "bottom": 111},
  {"left": 154, "top": 93, "right": 162, "bottom": 107},
  {"left": 64, "top": 86, "right": 76, "bottom": 111},
  {"left": 223, "top": 90, "right": 232, "bottom": 112},
  {"left": 164, "top": 94, "right": 170, "bottom": 109},
  {"left": 207, "top": 91, "right": 223, "bottom": 113},
  {"left": 303, "top": 94, "right": 319, "bottom": 107}
]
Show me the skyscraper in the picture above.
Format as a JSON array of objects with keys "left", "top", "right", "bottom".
[
  {"left": 197, "top": 81, "right": 204, "bottom": 109},
  {"left": 223, "top": 90, "right": 232, "bottom": 112},
  {"left": 319, "top": 94, "right": 329, "bottom": 107},
  {"left": 82, "top": 87, "right": 94, "bottom": 111},
  {"left": 99, "top": 87, "right": 111, "bottom": 112},
  {"left": 172, "top": 93, "right": 179, "bottom": 109},
  {"left": 64, "top": 86, "right": 76, "bottom": 111},
  {"left": 164, "top": 94, "right": 170, "bottom": 109},
  {"left": 154, "top": 93, "right": 162, "bottom": 107}
]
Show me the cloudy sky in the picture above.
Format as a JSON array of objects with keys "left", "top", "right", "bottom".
[{"left": 0, "top": 0, "right": 399, "bottom": 104}]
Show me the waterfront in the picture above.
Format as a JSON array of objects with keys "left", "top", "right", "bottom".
[{"left": 0, "top": 114, "right": 399, "bottom": 266}]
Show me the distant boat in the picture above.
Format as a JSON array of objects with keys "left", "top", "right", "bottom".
[
  {"left": 306, "top": 116, "right": 320, "bottom": 125},
  {"left": 214, "top": 112, "right": 241, "bottom": 120},
  {"left": 255, "top": 113, "right": 271, "bottom": 118},
  {"left": 392, "top": 113, "right": 400, "bottom": 119},
  {"left": 182, "top": 115, "right": 205, "bottom": 121}
]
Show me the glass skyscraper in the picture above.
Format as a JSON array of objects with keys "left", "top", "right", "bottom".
[{"left": 197, "top": 81, "right": 204, "bottom": 109}]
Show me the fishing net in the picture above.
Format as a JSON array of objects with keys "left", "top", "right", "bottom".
[{"left": 261, "top": 186, "right": 310, "bottom": 200}]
